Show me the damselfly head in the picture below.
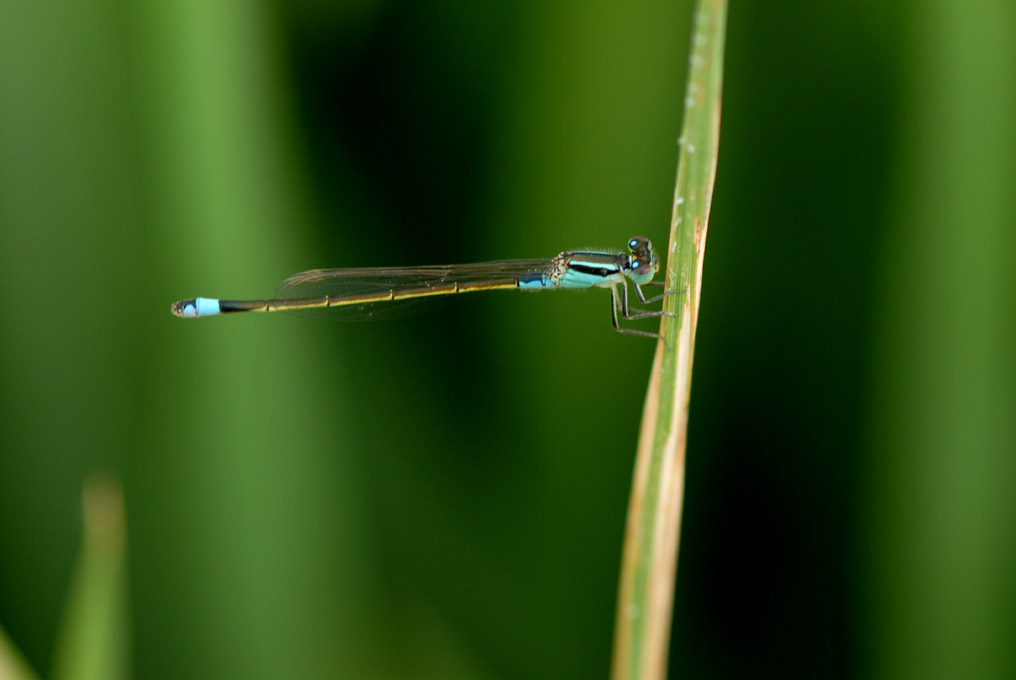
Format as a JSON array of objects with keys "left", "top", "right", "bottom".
[{"left": 627, "top": 236, "right": 658, "bottom": 284}]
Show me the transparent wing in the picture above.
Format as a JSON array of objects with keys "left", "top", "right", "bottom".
[{"left": 273, "top": 258, "right": 553, "bottom": 321}]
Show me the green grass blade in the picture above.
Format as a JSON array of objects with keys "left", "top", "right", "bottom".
[
  {"left": 51, "top": 477, "right": 130, "bottom": 680},
  {"left": 612, "top": 1, "right": 727, "bottom": 678},
  {"left": 866, "top": 1, "right": 1016, "bottom": 676},
  {"left": 0, "top": 626, "right": 40, "bottom": 680}
]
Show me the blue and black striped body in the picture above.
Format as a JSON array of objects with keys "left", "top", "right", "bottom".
[{"left": 518, "top": 250, "right": 626, "bottom": 291}]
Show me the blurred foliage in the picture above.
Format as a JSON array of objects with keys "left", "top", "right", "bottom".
[
  {"left": 0, "top": 1, "right": 1013, "bottom": 679},
  {"left": 51, "top": 477, "right": 128, "bottom": 680}
]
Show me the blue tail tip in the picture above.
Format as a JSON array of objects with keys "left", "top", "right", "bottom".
[{"left": 171, "top": 297, "right": 220, "bottom": 318}]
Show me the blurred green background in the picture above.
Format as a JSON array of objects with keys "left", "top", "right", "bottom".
[{"left": 1, "top": 0, "right": 1014, "bottom": 678}]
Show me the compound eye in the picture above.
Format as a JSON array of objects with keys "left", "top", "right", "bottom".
[{"left": 628, "top": 236, "right": 649, "bottom": 254}]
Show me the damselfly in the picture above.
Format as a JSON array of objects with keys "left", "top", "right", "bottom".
[{"left": 171, "top": 236, "right": 674, "bottom": 341}]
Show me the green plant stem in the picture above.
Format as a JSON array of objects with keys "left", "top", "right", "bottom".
[{"left": 611, "top": 1, "right": 727, "bottom": 678}]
